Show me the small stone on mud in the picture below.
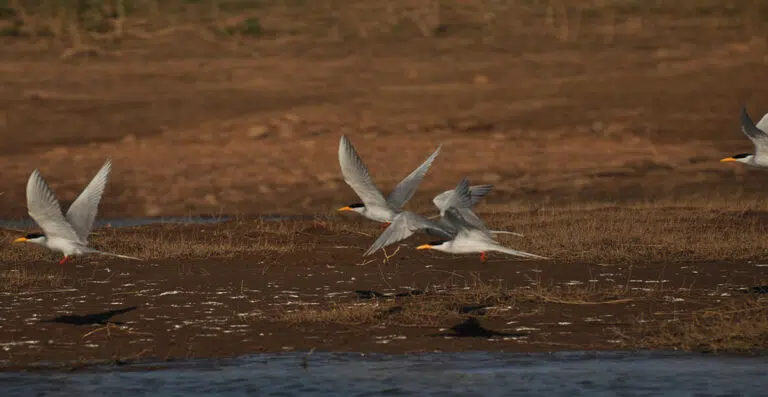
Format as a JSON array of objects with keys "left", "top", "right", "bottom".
[
  {"left": 473, "top": 74, "right": 489, "bottom": 85},
  {"left": 248, "top": 125, "right": 269, "bottom": 139},
  {"left": 482, "top": 172, "right": 502, "bottom": 183}
]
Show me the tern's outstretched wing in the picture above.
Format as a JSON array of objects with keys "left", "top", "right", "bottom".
[
  {"left": 338, "top": 136, "right": 389, "bottom": 209},
  {"left": 26, "top": 169, "right": 81, "bottom": 242},
  {"left": 364, "top": 211, "right": 453, "bottom": 256},
  {"left": 741, "top": 107, "right": 768, "bottom": 157},
  {"left": 433, "top": 183, "right": 493, "bottom": 213},
  {"left": 386, "top": 145, "right": 441, "bottom": 210},
  {"left": 65, "top": 158, "right": 112, "bottom": 243},
  {"left": 468, "top": 184, "right": 494, "bottom": 207},
  {"left": 442, "top": 206, "right": 492, "bottom": 235}
]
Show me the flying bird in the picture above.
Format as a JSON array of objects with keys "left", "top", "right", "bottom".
[
  {"left": 13, "top": 159, "right": 141, "bottom": 264},
  {"left": 363, "top": 178, "right": 546, "bottom": 262},
  {"left": 720, "top": 107, "right": 768, "bottom": 168},
  {"left": 337, "top": 135, "right": 441, "bottom": 226},
  {"left": 430, "top": 183, "right": 522, "bottom": 236}
]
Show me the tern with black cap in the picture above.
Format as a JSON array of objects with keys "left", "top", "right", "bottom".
[
  {"left": 13, "top": 159, "right": 141, "bottom": 264},
  {"left": 337, "top": 135, "right": 441, "bottom": 227},
  {"left": 363, "top": 178, "right": 547, "bottom": 262},
  {"left": 720, "top": 107, "right": 768, "bottom": 168}
]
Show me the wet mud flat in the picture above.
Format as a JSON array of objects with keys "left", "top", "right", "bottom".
[{"left": 0, "top": 214, "right": 766, "bottom": 371}]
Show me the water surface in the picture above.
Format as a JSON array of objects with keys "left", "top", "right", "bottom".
[{"left": 2, "top": 351, "right": 766, "bottom": 396}]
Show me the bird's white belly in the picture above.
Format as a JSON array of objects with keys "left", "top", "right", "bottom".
[
  {"left": 750, "top": 157, "right": 768, "bottom": 168},
  {"left": 47, "top": 238, "right": 86, "bottom": 256},
  {"left": 443, "top": 231, "right": 500, "bottom": 254},
  {"left": 363, "top": 207, "right": 396, "bottom": 223}
]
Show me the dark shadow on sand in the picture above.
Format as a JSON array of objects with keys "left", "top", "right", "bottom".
[
  {"left": 435, "top": 317, "right": 528, "bottom": 338},
  {"left": 354, "top": 289, "right": 425, "bottom": 300},
  {"left": 43, "top": 306, "right": 138, "bottom": 326}
]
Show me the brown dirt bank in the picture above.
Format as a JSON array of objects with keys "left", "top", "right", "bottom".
[
  {"left": 0, "top": 1, "right": 766, "bottom": 218},
  {"left": 0, "top": 208, "right": 766, "bottom": 370}
]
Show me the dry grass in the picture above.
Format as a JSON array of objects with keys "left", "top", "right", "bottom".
[
  {"left": 92, "top": 219, "right": 314, "bottom": 259},
  {"left": 479, "top": 198, "right": 768, "bottom": 264},
  {"left": 278, "top": 274, "right": 651, "bottom": 328},
  {"left": 3, "top": 197, "right": 768, "bottom": 263},
  {"left": 280, "top": 302, "right": 386, "bottom": 325},
  {"left": 639, "top": 298, "right": 768, "bottom": 353},
  {"left": 0, "top": 265, "right": 65, "bottom": 293},
  {"left": 1, "top": 0, "right": 767, "bottom": 51},
  {"left": 278, "top": 273, "right": 768, "bottom": 352},
  {"left": 1, "top": 218, "right": 314, "bottom": 261}
]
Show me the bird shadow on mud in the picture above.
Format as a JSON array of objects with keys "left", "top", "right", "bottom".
[
  {"left": 354, "top": 289, "right": 425, "bottom": 300},
  {"left": 435, "top": 317, "right": 528, "bottom": 338},
  {"left": 42, "top": 306, "right": 138, "bottom": 326}
]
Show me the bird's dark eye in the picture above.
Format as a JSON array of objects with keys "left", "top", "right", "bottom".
[
  {"left": 25, "top": 233, "right": 44, "bottom": 239},
  {"left": 428, "top": 240, "right": 447, "bottom": 246},
  {"left": 733, "top": 153, "right": 751, "bottom": 159},
  {"left": 349, "top": 203, "right": 365, "bottom": 209}
]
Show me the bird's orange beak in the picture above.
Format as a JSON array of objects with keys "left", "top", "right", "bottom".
[
  {"left": 720, "top": 157, "right": 737, "bottom": 163},
  {"left": 13, "top": 237, "right": 27, "bottom": 243},
  {"left": 416, "top": 244, "right": 432, "bottom": 250},
  {"left": 338, "top": 206, "right": 354, "bottom": 212}
]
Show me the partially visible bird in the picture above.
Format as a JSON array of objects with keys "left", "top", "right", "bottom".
[
  {"left": 430, "top": 184, "right": 522, "bottom": 237},
  {"left": 720, "top": 106, "right": 768, "bottom": 168},
  {"left": 13, "top": 159, "right": 141, "bottom": 264}
]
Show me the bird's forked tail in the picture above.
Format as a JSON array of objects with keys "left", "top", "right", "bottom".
[
  {"left": 493, "top": 245, "right": 548, "bottom": 260},
  {"left": 86, "top": 248, "right": 143, "bottom": 261}
]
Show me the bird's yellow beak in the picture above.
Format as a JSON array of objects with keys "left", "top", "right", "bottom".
[
  {"left": 416, "top": 244, "right": 432, "bottom": 250},
  {"left": 720, "top": 157, "right": 737, "bottom": 163},
  {"left": 338, "top": 206, "right": 353, "bottom": 212},
  {"left": 13, "top": 237, "right": 27, "bottom": 243}
]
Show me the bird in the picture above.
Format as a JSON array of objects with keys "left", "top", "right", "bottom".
[
  {"left": 337, "top": 135, "right": 441, "bottom": 227},
  {"left": 720, "top": 106, "right": 768, "bottom": 168},
  {"left": 430, "top": 183, "right": 522, "bottom": 237},
  {"left": 13, "top": 159, "right": 142, "bottom": 264},
  {"left": 432, "top": 184, "right": 494, "bottom": 217},
  {"left": 363, "top": 178, "right": 547, "bottom": 262}
]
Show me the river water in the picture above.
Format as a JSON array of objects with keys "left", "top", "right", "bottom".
[{"left": 2, "top": 351, "right": 767, "bottom": 396}]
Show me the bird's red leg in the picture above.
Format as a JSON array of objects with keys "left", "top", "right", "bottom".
[
  {"left": 58, "top": 256, "right": 69, "bottom": 265},
  {"left": 480, "top": 252, "right": 487, "bottom": 263},
  {"left": 381, "top": 222, "right": 391, "bottom": 230}
]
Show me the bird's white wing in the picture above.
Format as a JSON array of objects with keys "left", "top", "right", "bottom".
[
  {"left": 756, "top": 112, "right": 768, "bottom": 134},
  {"left": 741, "top": 107, "right": 768, "bottom": 157},
  {"left": 442, "top": 206, "right": 491, "bottom": 236},
  {"left": 386, "top": 145, "right": 441, "bottom": 210},
  {"left": 26, "top": 169, "right": 81, "bottom": 242},
  {"left": 364, "top": 211, "right": 453, "bottom": 256},
  {"left": 338, "top": 136, "right": 389, "bottom": 208},
  {"left": 453, "top": 207, "right": 491, "bottom": 234},
  {"left": 432, "top": 182, "right": 490, "bottom": 213},
  {"left": 65, "top": 158, "right": 112, "bottom": 243},
  {"left": 468, "top": 184, "right": 494, "bottom": 207}
]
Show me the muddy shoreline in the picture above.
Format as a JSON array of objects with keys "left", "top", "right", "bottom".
[{"left": 0, "top": 216, "right": 766, "bottom": 371}]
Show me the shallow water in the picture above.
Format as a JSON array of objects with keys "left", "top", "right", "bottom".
[{"left": 2, "top": 351, "right": 767, "bottom": 396}]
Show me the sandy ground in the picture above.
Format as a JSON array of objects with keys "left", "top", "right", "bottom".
[
  {"left": 0, "top": 220, "right": 765, "bottom": 370},
  {"left": 0, "top": 7, "right": 766, "bottom": 218},
  {"left": 0, "top": 1, "right": 767, "bottom": 369},
  {"left": 0, "top": 216, "right": 765, "bottom": 370}
]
